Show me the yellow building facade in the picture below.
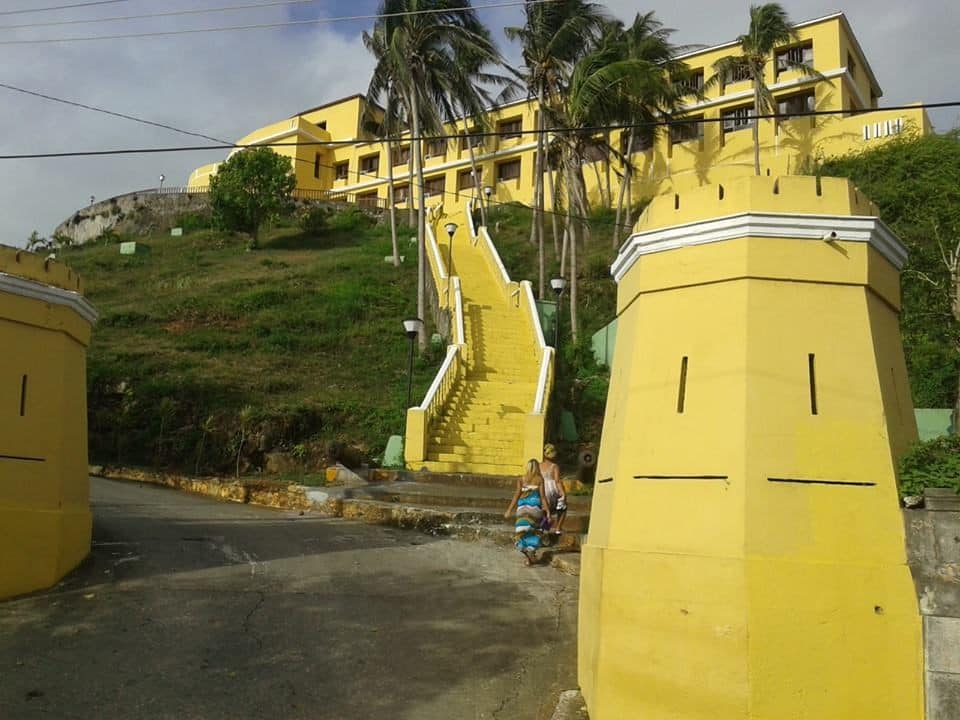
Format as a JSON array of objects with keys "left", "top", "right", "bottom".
[
  {"left": 187, "top": 13, "right": 930, "bottom": 210},
  {"left": 579, "top": 175, "right": 923, "bottom": 718},
  {"left": 0, "top": 247, "right": 97, "bottom": 599}
]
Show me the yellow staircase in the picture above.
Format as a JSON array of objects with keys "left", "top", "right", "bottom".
[{"left": 404, "top": 202, "right": 553, "bottom": 476}]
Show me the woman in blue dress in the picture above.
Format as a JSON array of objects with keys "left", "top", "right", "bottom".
[{"left": 504, "top": 459, "right": 552, "bottom": 565}]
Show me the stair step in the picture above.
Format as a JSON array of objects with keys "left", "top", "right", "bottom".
[{"left": 418, "top": 459, "right": 526, "bottom": 475}]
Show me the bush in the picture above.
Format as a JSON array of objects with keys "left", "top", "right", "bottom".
[
  {"left": 299, "top": 206, "right": 330, "bottom": 234},
  {"left": 174, "top": 212, "right": 212, "bottom": 233},
  {"left": 329, "top": 206, "right": 374, "bottom": 232},
  {"left": 898, "top": 433, "right": 960, "bottom": 497}
]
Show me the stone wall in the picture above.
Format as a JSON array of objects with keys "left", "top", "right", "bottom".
[
  {"left": 905, "top": 508, "right": 960, "bottom": 719},
  {"left": 53, "top": 191, "right": 211, "bottom": 245}
]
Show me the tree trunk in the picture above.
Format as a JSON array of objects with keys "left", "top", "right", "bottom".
[
  {"left": 613, "top": 132, "right": 634, "bottom": 248},
  {"left": 464, "top": 119, "right": 485, "bottom": 228},
  {"left": 407, "top": 143, "right": 415, "bottom": 227},
  {"left": 385, "top": 94, "right": 400, "bottom": 267},
  {"left": 534, "top": 87, "right": 547, "bottom": 298},
  {"left": 410, "top": 89, "right": 427, "bottom": 350},
  {"left": 566, "top": 156, "right": 579, "bottom": 342},
  {"left": 548, "top": 164, "right": 560, "bottom": 259},
  {"left": 604, "top": 129, "right": 612, "bottom": 207},
  {"left": 752, "top": 82, "right": 761, "bottom": 176}
]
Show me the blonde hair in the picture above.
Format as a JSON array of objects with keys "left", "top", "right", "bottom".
[
  {"left": 543, "top": 443, "right": 557, "bottom": 460},
  {"left": 523, "top": 458, "right": 543, "bottom": 484}
]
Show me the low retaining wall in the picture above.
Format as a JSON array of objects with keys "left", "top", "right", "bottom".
[{"left": 906, "top": 508, "right": 960, "bottom": 719}]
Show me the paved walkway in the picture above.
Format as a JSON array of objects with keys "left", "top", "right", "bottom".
[{"left": 0, "top": 478, "right": 577, "bottom": 720}]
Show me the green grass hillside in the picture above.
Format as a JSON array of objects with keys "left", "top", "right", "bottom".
[{"left": 63, "top": 208, "right": 439, "bottom": 476}]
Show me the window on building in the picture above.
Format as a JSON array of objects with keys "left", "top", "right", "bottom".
[
  {"left": 334, "top": 161, "right": 349, "bottom": 180},
  {"left": 722, "top": 105, "right": 753, "bottom": 134},
  {"left": 313, "top": 153, "right": 321, "bottom": 179},
  {"left": 357, "top": 191, "right": 379, "bottom": 208},
  {"left": 460, "top": 129, "right": 483, "bottom": 151},
  {"left": 620, "top": 130, "right": 653, "bottom": 156},
  {"left": 393, "top": 146, "right": 411, "bottom": 167},
  {"left": 847, "top": 51, "right": 857, "bottom": 79},
  {"left": 725, "top": 63, "right": 752, "bottom": 84},
  {"left": 496, "top": 159, "right": 521, "bottom": 182},
  {"left": 775, "top": 42, "right": 813, "bottom": 72},
  {"left": 425, "top": 138, "right": 447, "bottom": 158},
  {"left": 777, "top": 90, "right": 815, "bottom": 121},
  {"left": 360, "top": 153, "right": 380, "bottom": 175},
  {"left": 679, "top": 69, "right": 705, "bottom": 96},
  {"left": 670, "top": 115, "right": 704, "bottom": 144},
  {"left": 423, "top": 175, "right": 446, "bottom": 197},
  {"left": 497, "top": 117, "right": 523, "bottom": 139},
  {"left": 394, "top": 184, "right": 410, "bottom": 203},
  {"left": 316, "top": 120, "right": 327, "bottom": 130},
  {"left": 458, "top": 167, "right": 482, "bottom": 190}
]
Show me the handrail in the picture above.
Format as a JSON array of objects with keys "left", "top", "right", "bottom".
[
  {"left": 479, "top": 226, "right": 512, "bottom": 291},
  {"left": 532, "top": 346, "right": 554, "bottom": 415},
  {"left": 465, "top": 198, "right": 478, "bottom": 240},
  {"left": 426, "top": 221, "right": 448, "bottom": 282},
  {"left": 521, "top": 279, "right": 552, "bottom": 415},
  {"left": 419, "top": 344, "right": 460, "bottom": 411}
]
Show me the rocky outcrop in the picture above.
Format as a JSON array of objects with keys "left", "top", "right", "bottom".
[{"left": 53, "top": 191, "right": 210, "bottom": 245}]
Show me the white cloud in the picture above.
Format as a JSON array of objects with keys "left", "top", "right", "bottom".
[{"left": 0, "top": 0, "right": 954, "bottom": 246}]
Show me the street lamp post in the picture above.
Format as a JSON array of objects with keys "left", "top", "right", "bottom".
[
  {"left": 402, "top": 317, "right": 424, "bottom": 410},
  {"left": 483, "top": 186, "right": 493, "bottom": 223},
  {"left": 444, "top": 222, "right": 457, "bottom": 296}
]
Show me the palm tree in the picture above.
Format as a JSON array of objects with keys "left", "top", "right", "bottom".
[
  {"left": 704, "top": 3, "right": 821, "bottom": 176},
  {"left": 551, "top": 11, "right": 688, "bottom": 337},
  {"left": 597, "top": 13, "right": 691, "bottom": 246},
  {"left": 367, "top": 0, "right": 502, "bottom": 349},
  {"left": 362, "top": 25, "right": 403, "bottom": 267},
  {"left": 505, "top": 0, "right": 606, "bottom": 299}
]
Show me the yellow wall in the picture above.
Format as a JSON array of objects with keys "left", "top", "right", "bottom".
[
  {"left": 0, "top": 247, "right": 97, "bottom": 599},
  {"left": 579, "top": 176, "right": 923, "bottom": 719}
]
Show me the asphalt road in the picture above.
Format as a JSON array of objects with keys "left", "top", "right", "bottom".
[{"left": 0, "top": 478, "right": 577, "bottom": 720}]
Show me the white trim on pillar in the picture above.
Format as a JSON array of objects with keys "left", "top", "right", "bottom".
[
  {"left": 0, "top": 272, "right": 99, "bottom": 324},
  {"left": 611, "top": 212, "right": 906, "bottom": 283}
]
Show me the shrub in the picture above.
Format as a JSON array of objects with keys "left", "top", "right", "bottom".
[
  {"left": 174, "top": 212, "right": 212, "bottom": 233},
  {"left": 898, "top": 433, "right": 960, "bottom": 497},
  {"left": 299, "top": 206, "right": 330, "bottom": 234},
  {"left": 329, "top": 206, "right": 374, "bottom": 232}
]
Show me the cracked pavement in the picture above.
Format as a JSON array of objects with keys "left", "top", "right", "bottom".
[{"left": 0, "top": 478, "right": 578, "bottom": 720}]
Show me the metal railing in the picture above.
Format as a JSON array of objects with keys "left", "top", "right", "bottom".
[{"left": 96, "top": 185, "right": 388, "bottom": 209}]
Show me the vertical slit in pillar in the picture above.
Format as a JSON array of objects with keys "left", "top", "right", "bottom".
[
  {"left": 677, "top": 356, "right": 688, "bottom": 413},
  {"left": 19, "top": 375, "right": 27, "bottom": 416},
  {"left": 808, "top": 354, "right": 818, "bottom": 415}
]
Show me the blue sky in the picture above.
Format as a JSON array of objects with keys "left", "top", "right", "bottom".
[{"left": 0, "top": 0, "right": 955, "bottom": 244}]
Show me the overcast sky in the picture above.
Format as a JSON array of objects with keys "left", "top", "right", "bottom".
[{"left": 0, "top": 0, "right": 955, "bottom": 247}]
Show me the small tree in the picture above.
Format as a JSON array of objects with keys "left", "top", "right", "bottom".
[{"left": 209, "top": 147, "right": 295, "bottom": 249}]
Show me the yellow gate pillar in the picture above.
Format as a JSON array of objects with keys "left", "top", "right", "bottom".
[
  {"left": 579, "top": 176, "right": 923, "bottom": 719},
  {"left": 0, "top": 247, "right": 97, "bottom": 599}
]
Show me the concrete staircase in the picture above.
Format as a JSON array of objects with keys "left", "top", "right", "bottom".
[
  {"left": 414, "top": 206, "right": 546, "bottom": 476},
  {"left": 337, "top": 471, "right": 587, "bottom": 552}
]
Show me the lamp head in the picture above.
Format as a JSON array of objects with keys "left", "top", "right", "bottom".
[
  {"left": 402, "top": 317, "right": 424, "bottom": 340},
  {"left": 444, "top": 222, "right": 458, "bottom": 239},
  {"left": 550, "top": 277, "right": 566, "bottom": 296},
  {"left": 483, "top": 185, "right": 493, "bottom": 199}
]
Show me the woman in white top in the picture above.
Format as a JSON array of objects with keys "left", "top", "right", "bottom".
[{"left": 539, "top": 444, "right": 566, "bottom": 534}]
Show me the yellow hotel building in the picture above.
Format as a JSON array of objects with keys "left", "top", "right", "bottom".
[{"left": 187, "top": 12, "right": 931, "bottom": 207}]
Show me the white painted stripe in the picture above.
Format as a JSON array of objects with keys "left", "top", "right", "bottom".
[
  {"left": 611, "top": 212, "right": 906, "bottom": 282},
  {"left": 0, "top": 271, "right": 98, "bottom": 324}
]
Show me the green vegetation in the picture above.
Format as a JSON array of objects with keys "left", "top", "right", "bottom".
[
  {"left": 209, "top": 147, "right": 296, "bottom": 249},
  {"left": 898, "top": 435, "right": 960, "bottom": 497},
  {"left": 63, "top": 207, "right": 438, "bottom": 475}
]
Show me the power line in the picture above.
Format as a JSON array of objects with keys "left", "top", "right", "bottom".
[
  {"left": 0, "top": 0, "right": 130, "bottom": 17},
  {"left": 0, "top": 0, "right": 555, "bottom": 45},
  {"left": 0, "top": 82, "right": 229, "bottom": 145},
  {"left": 0, "top": 0, "right": 333, "bottom": 31}
]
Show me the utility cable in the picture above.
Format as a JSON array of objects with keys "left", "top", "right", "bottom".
[
  {"left": 0, "top": 0, "right": 130, "bottom": 17},
  {"left": 0, "top": 0, "right": 341, "bottom": 30},
  {"left": 0, "top": 0, "right": 556, "bottom": 45}
]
